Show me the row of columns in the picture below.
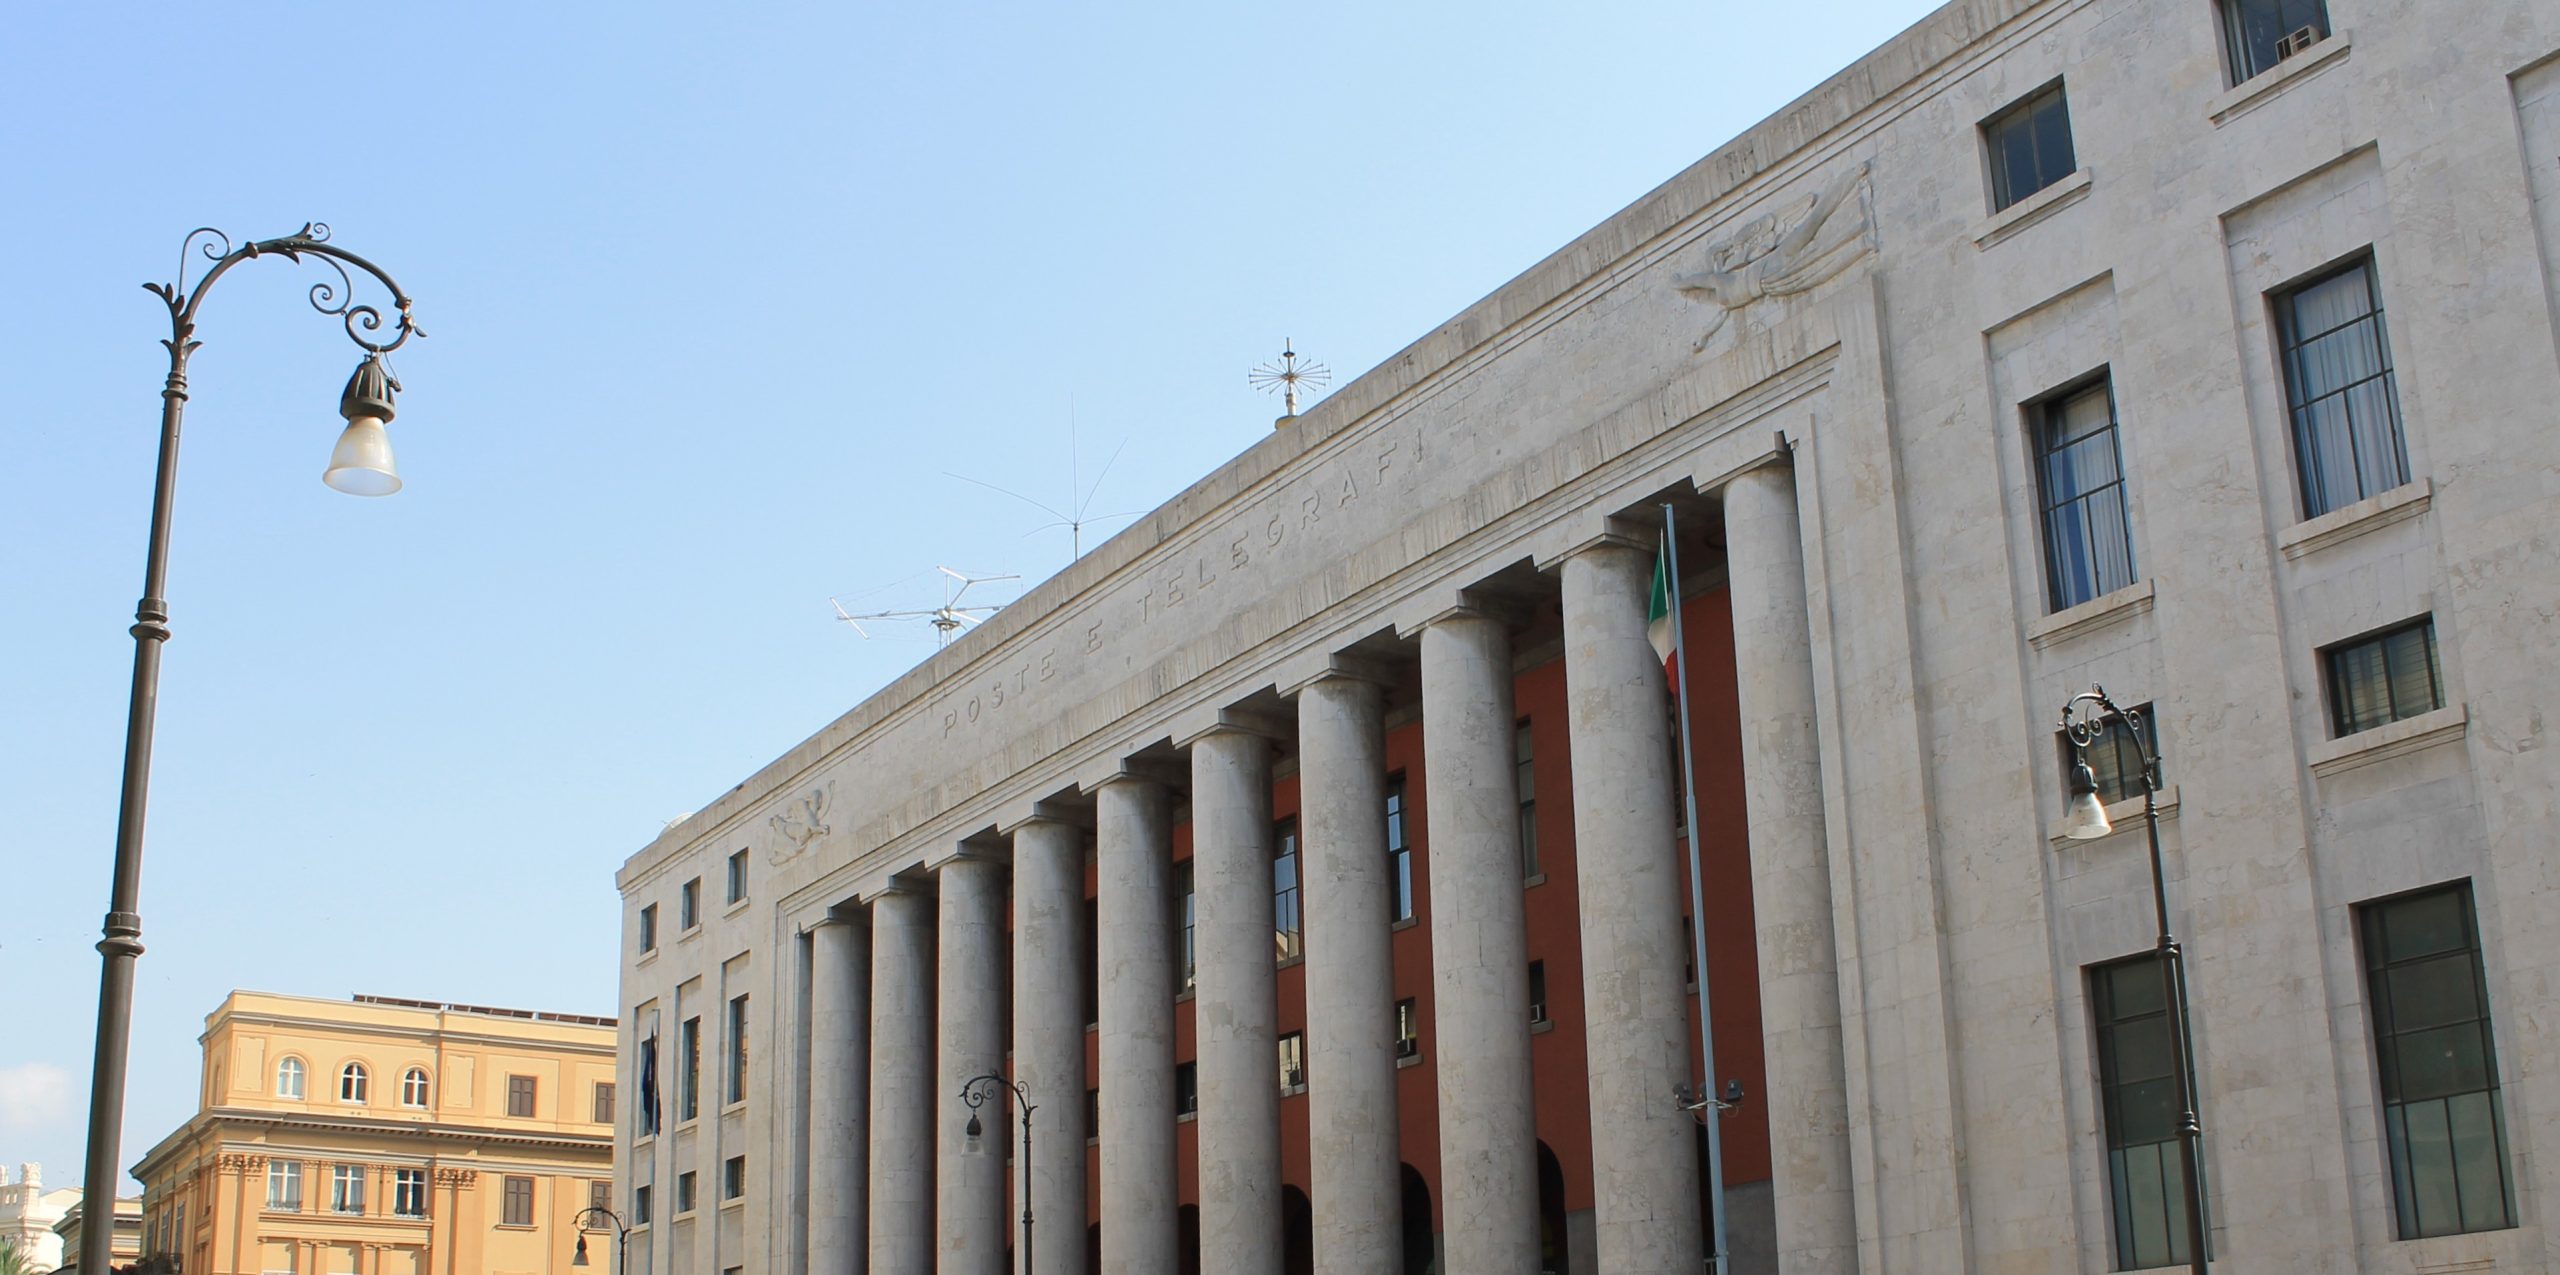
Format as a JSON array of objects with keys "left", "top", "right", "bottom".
[{"left": 799, "top": 466, "right": 1852, "bottom": 1273}]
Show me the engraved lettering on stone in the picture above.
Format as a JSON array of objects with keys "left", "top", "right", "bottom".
[{"left": 1676, "top": 159, "right": 1874, "bottom": 351}]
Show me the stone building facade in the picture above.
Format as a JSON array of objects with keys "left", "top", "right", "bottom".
[{"left": 612, "top": 0, "right": 2560, "bottom": 1270}]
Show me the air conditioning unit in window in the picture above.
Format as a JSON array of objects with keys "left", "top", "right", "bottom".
[
  {"left": 2276, "top": 25, "right": 2323, "bottom": 60},
  {"left": 1285, "top": 1067, "right": 1306, "bottom": 1090},
  {"left": 1528, "top": 1000, "right": 1549, "bottom": 1025}
]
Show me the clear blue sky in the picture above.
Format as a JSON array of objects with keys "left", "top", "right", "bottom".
[{"left": 0, "top": 1, "right": 1941, "bottom": 1192}]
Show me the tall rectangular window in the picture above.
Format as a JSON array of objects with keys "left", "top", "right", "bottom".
[
  {"left": 675, "top": 1171, "right": 697, "bottom": 1214},
  {"left": 2221, "top": 0, "right": 2330, "bottom": 84},
  {"left": 2325, "top": 619, "right": 2443, "bottom": 737},
  {"left": 1274, "top": 818, "right": 1304, "bottom": 962},
  {"left": 393, "top": 1169, "right": 426, "bottom": 1218},
  {"left": 2360, "top": 883, "right": 2515, "bottom": 1238},
  {"left": 639, "top": 904, "right": 658, "bottom": 954},
  {"left": 331, "top": 1165, "right": 367, "bottom": 1216},
  {"left": 722, "top": 1156, "right": 746, "bottom": 1201},
  {"left": 1083, "top": 896, "right": 1101, "bottom": 1028},
  {"left": 1176, "top": 858, "right": 1197, "bottom": 997},
  {"left": 726, "top": 848, "right": 748, "bottom": 904},
  {"left": 1984, "top": 82, "right": 2076, "bottom": 212},
  {"left": 502, "top": 1175, "right": 535, "bottom": 1227},
  {"left": 266, "top": 1160, "right": 302, "bottom": 1212},
  {"left": 680, "top": 877, "right": 701, "bottom": 929},
  {"left": 1386, "top": 780, "right": 1414, "bottom": 922},
  {"left": 1395, "top": 998, "right": 1421, "bottom": 1059},
  {"left": 1515, "top": 721, "right": 1540, "bottom": 879},
  {"left": 507, "top": 1074, "right": 537, "bottom": 1119},
  {"left": 1278, "top": 1031, "right": 1307, "bottom": 1096},
  {"left": 726, "top": 994, "right": 750, "bottom": 1105},
  {"left": 1175, "top": 1061, "right": 1199, "bottom": 1116},
  {"left": 592, "top": 1081, "right": 616, "bottom": 1124},
  {"left": 679, "top": 1015, "right": 702, "bottom": 1122},
  {"left": 2277, "top": 256, "right": 2407, "bottom": 518},
  {"left": 2060, "top": 704, "right": 2159, "bottom": 806},
  {"left": 633, "top": 1184, "right": 653, "bottom": 1225},
  {"left": 2092, "top": 955, "right": 2196, "bottom": 1270},
  {"left": 2035, "top": 376, "right": 2137, "bottom": 610}
]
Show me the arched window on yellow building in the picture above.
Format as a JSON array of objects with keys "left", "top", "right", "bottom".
[
  {"left": 276, "top": 1056, "right": 306, "bottom": 1099},
  {"left": 339, "top": 1062, "right": 369, "bottom": 1104},
  {"left": 401, "top": 1067, "right": 430, "bottom": 1108}
]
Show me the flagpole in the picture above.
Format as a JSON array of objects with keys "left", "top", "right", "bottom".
[{"left": 1663, "top": 501, "right": 1730, "bottom": 1272}]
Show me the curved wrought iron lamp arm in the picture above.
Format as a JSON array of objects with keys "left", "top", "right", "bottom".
[
  {"left": 146, "top": 222, "right": 422, "bottom": 359},
  {"left": 2060, "top": 684, "right": 2160, "bottom": 791},
  {"left": 959, "top": 1071, "right": 1035, "bottom": 1120}
]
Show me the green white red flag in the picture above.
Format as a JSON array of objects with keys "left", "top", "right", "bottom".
[{"left": 1647, "top": 534, "right": 1678, "bottom": 688}]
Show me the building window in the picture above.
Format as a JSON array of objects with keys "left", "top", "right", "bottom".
[
  {"left": 726, "top": 994, "right": 750, "bottom": 1105},
  {"left": 633, "top": 1183, "right": 653, "bottom": 1225},
  {"left": 2360, "top": 883, "right": 2515, "bottom": 1238},
  {"left": 1175, "top": 1061, "right": 1199, "bottom": 1117},
  {"left": 679, "top": 1015, "right": 702, "bottom": 1122},
  {"left": 2221, "top": 0, "right": 2330, "bottom": 84},
  {"left": 2325, "top": 619, "right": 2442, "bottom": 737},
  {"left": 675, "top": 1171, "right": 698, "bottom": 1214},
  {"left": 2035, "top": 376, "right": 2137, "bottom": 610},
  {"left": 1087, "top": 1087, "right": 1101, "bottom": 1142},
  {"left": 401, "top": 1066, "right": 430, "bottom": 1109},
  {"left": 2061, "top": 704, "right": 2159, "bottom": 806},
  {"left": 2092, "top": 955, "right": 2196, "bottom": 1270},
  {"left": 393, "top": 1169, "right": 427, "bottom": 1219},
  {"left": 1083, "top": 896, "right": 1101, "bottom": 1029},
  {"left": 1395, "top": 998, "right": 1421, "bottom": 1059},
  {"left": 680, "top": 877, "right": 702, "bottom": 929},
  {"left": 593, "top": 1081, "right": 617, "bottom": 1124},
  {"left": 502, "top": 1175, "right": 535, "bottom": 1227},
  {"left": 1176, "top": 857, "right": 1197, "bottom": 997},
  {"left": 722, "top": 1156, "right": 746, "bottom": 1201},
  {"left": 339, "top": 1062, "right": 369, "bottom": 1105},
  {"left": 589, "top": 1179, "right": 612, "bottom": 1221},
  {"left": 1528, "top": 960, "right": 1551, "bottom": 1026},
  {"left": 2277, "top": 255, "right": 2407, "bottom": 518},
  {"left": 266, "top": 1160, "right": 302, "bottom": 1212},
  {"left": 1278, "top": 1031, "right": 1308, "bottom": 1096},
  {"left": 639, "top": 903, "right": 658, "bottom": 953},
  {"left": 1515, "top": 721, "right": 1540, "bottom": 879},
  {"left": 1386, "top": 779, "right": 1414, "bottom": 922},
  {"left": 507, "top": 1074, "right": 538, "bottom": 1119},
  {"left": 331, "top": 1164, "right": 367, "bottom": 1215},
  {"left": 1984, "top": 81, "right": 2076, "bottom": 212},
  {"left": 275, "top": 1057, "right": 306, "bottom": 1100},
  {"left": 726, "top": 848, "right": 749, "bottom": 904},
  {"left": 1274, "top": 818, "right": 1304, "bottom": 962}
]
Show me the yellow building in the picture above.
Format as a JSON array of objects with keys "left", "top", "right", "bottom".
[{"left": 131, "top": 991, "right": 617, "bottom": 1275}]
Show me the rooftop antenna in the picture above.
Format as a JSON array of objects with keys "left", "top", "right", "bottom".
[
  {"left": 831, "top": 566, "right": 1020, "bottom": 647},
  {"left": 945, "top": 398, "right": 1142, "bottom": 561},
  {"left": 1250, "top": 338, "right": 1330, "bottom": 426}
]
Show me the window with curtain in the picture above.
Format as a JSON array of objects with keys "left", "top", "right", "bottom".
[
  {"left": 266, "top": 1160, "right": 302, "bottom": 1212},
  {"left": 2221, "top": 0, "right": 2330, "bottom": 84},
  {"left": 2277, "top": 255, "right": 2407, "bottom": 518},
  {"left": 275, "top": 1057, "right": 305, "bottom": 1100},
  {"left": 2036, "top": 376, "right": 2138, "bottom": 610},
  {"left": 2059, "top": 704, "right": 2159, "bottom": 806},
  {"left": 2325, "top": 619, "right": 2443, "bottom": 737}
]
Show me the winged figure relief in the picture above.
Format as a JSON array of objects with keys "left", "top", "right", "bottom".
[{"left": 768, "top": 783, "right": 834, "bottom": 864}]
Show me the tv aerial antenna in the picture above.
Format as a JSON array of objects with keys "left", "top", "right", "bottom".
[
  {"left": 945, "top": 399, "right": 1141, "bottom": 561},
  {"left": 831, "top": 567, "right": 1020, "bottom": 647},
  {"left": 1250, "top": 338, "right": 1330, "bottom": 418}
]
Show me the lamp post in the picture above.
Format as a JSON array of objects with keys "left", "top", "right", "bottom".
[
  {"left": 571, "top": 1205, "right": 631, "bottom": 1271},
  {"left": 79, "top": 224, "right": 418, "bottom": 1275},
  {"left": 2060, "top": 686, "right": 2207, "bottom": 1274},
  {"left": 958, "top": 1072, "right": 1036, "bottom": 1272}
]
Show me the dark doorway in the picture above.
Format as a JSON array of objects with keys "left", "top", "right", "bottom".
[
  {"left": 1179, "top": 1203, "right": 1202, "bottom": 1275},
  {"left": 1282, "top": 1184, "right": 1315, "bottom": 1275},
  {"left": 1087, "top": 1223, "right": 1102, "bottom": 1271},
  {"left": 1538, "top": 1141, "right": 1570, "bottom": 1275},
  {"left": 1399, "top": 1163, "right": 1436, "bottom": 1273}
]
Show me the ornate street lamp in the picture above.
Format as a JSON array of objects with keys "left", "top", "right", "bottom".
[
  {"left": 2061, "top": 686, "right": 2208, "bottom": 1273},
  {"left": 959, "top": 1073, "right": 1036, "bottom": 1271},
  {"left": 571, "top": 1205, "right": 631, "bottom": 1270},
  {"left": 79, "top": 225, "right": 419, "bottom": 1275}
]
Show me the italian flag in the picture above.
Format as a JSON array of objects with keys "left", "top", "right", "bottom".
[{"left": 1647, "top": 535, "right": 1679, "bottom": 689}]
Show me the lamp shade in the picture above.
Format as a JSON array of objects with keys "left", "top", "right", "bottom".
[
  {"left": 323, "top": 416, "right": 402, "bottom": 496},
  {"left": 2061, "top": 758, "right": 2113, "bottom": 840},
  {"left": 571, "top": 1234, "right": 590, "bottom": 1267}
]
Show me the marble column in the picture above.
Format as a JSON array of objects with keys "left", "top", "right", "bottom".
[
  {"left": 1189, "top": 726, "right": 1282, "bottom": 1272},
  {"left": 1011, "top": 816, "right": 1089, "bottom": 1275},
  {"left": 1294, "top": 672, "right": 1399, "bottom": 1273},
  {"left": 1561, "top": 540, "right": 1704, "bottom": 1271},
  {"left": 939, "top": 856, "right": 1009, "bottom": 1275},
  {"left": 1096, "top": 774, "right": 1177, "bottom": 1272},
  {"left": 1419, "top": 610, "right": 1540, "bottom": 1271},
  {"left": 869, "top": 884, "right": 936, "bottom": 1272},
  {"left": 809, "top": 911, "right": 872, "bottom": 1274},
  {"left": 1725, "top": 463, "right": 1856, "bottom": 1269}
]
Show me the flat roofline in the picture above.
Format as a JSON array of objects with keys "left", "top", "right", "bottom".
[
  {"left": 210, "top": 988, "right": 616, "bottom": 1030},
  {"left": 622, "top": 0, "right": 2039, "bottom": 882}
]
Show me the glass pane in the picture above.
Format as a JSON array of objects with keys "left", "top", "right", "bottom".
[
  {"left": 2382, "top": 891, "right": 2467, "bottom": 962},
  {"left": 2110, "top": 1015, "right": 2175, "bottom": 1085},
  {"left": 2106, "top": 960, "right": 2166, "bottom": 1017},
  {"left": 2086, "top": 495, "right": 2136, "bottom": 596},
  {"left": 2048, "top": 505, "right": 2094, "bottom": 608},
  {"left": 2401, "top": 1098, "right": 2460, "bottom": 1236},
  {"left": 2394, "top": 1024, "right": 2490, "bottom": 1103},
  {"left": 1996, "top": 115, "right": 2039, "bottom": 206},
  {"left": 2383, "top": 625, "right": 2438, "bottom": 719},
  {"left": 2117, "top": 1076, "right": 2179, "bottom": 1145},
  {"left": 2447, "top": 1091, "right": 2514, "bottom": 1233},
  {"left": 2298, "top": 397, "right": 2357, "bottom": 516},
  {"left": 2385, "top": 955, "right": 2480, "bottom": 1031},
  {"left": 2292, "top": 267, "right": 2371, "bottom": 339},
  {"left": 2033, "top": 94, "right": 2075, "bottom": 187},
  {"left": 2333, "top": 639, "right": 2389, "bottom": 733}
]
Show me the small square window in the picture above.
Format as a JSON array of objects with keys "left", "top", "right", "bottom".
[
  {"left": 2324, "top": 619, "right": 2443, "bottom": 737},
  {"left": 592, "top": 1081, "right": 616, "bottom": 1125},
  {"left": 1983, "top": 82, "right": 2076, "bottom": 212},
  {"left": 1277, "top": 1032, "right": 1308, "bottom": 1096},
  {"left": 506, "top": 1074, "right": 537, "bottom": 1119},
  {"left": 1175, "top": 1061, "right": 1198, "bottom": 1117},
  {"left": 726, "top": 848, "right": 749, "bottom": 904},
  {"left": 2221, "top": 0, "right": 2330, "bottom": 85},
  {"left": 1395, "top": 998, "right": 1421, "bottom": 1059},
  {"left": 2060, "top": 703, "right": 2159, "bottom": 807},
  {"left": 680, "top": 878, "right": 702, "bottom": 929}
]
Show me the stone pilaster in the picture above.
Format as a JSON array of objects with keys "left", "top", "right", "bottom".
[
  {"left": 1189, "top": 726, "right": 1282, "bottom": 1273},
  {"left": 868, "top": 884, "right": 936, "bottom": 1272},
  {"left": 1293, "top": 672, "right": 1399, "bottom": 1273},
  {"left": 1096, "top": 774, "right": 1177, "bottom": 1273},
  {"left": 809, "top": 911, "right": 871, "bottom": 1274},
  {"left": 1419, "top": 609, "right": 1541, "bottom": 1271},
  {"left": 1010, "top": 815, "right": 1090, "bottom": 1275},
  {"left": 1561, "top": 540, "right": 1704, "bottom": 1271}
]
